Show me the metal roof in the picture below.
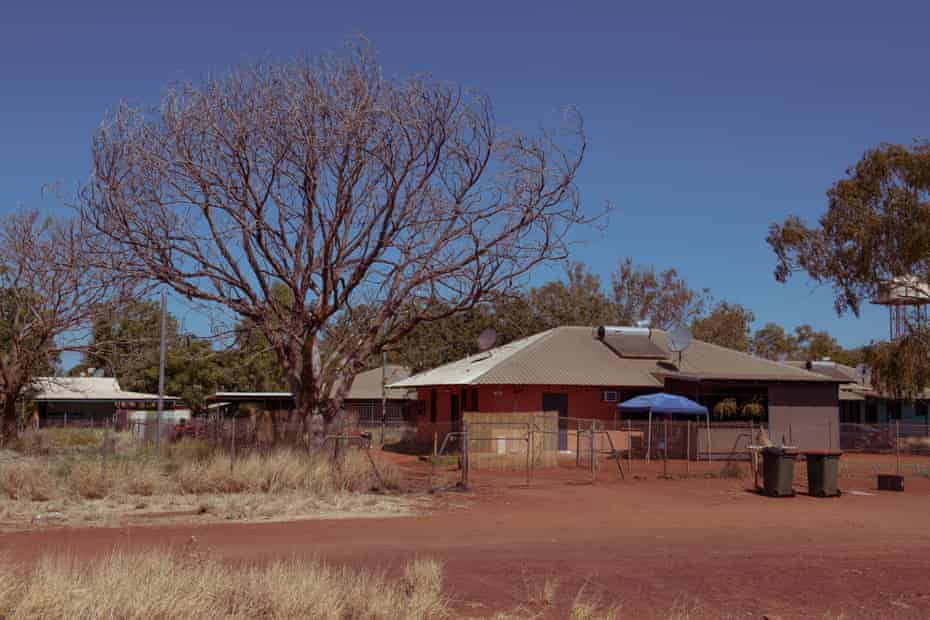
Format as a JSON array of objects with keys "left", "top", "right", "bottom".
[
  {"left": 786, "top": 359, "right": 930, "bottom": 400},
  {"left": 31, "top": 377, "right": 179, "bottom": 402},
  {"left": 208, "top": 366, "right": 416, "bottom": 403},
  {"left": 391, "top": 326, "right": 837, "bottom": 389}
]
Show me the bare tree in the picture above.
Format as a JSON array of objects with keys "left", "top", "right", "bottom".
[
  {"left": 611, "top": 258, "right": 709, "bottom": 329},
  {"left": 0, "top": 210, "right": 129, "bottom": 444},
  {"left": 81, "top": 45, "right": 599, "bottom": 446}
]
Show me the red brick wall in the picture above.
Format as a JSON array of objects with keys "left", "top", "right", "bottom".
[{"left": 414, "top": 384, "right": 627, "bottom": 442}]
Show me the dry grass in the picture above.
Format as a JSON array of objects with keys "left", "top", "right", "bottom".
[
  {"left": 0, "top": 550, "right": 449, "bottom": 619},
  {"left": 11, "top": 428, "right": 103, "bottom": 456},
  {"left": 522, "top": 571, "right": 560, "bottom": 606},
  {"left": 0, "top": 432, "right": 407, "bottom": 526},
  {"left": 1, "top": 447, "right": 399, "bottom": 503},
  {"left": 0, "top": 550, "right": 718, "bottom": 620}
]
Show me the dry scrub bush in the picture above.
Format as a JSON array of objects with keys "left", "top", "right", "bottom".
[
  {"left": 120, "top": 461, "right": 165, "bottom": 496},
  {"left": 0, "top": 462, "right": 56, "bottom": 501},
  {"left": 0, "top": 550, "right": 449, "bottom": 620},
  {"left": 66, "top": 461, "right": 113, "bottom": 499}
]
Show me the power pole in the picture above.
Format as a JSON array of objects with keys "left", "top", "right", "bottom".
[
  {"left": 155, "top": 290, "right": 167, "bottom": 453},
  {"left": 380, "top": 350, "right": 387, "bottom": 444}
]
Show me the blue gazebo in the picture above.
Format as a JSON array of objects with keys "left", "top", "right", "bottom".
[{"left": 617, "top": 392, "right": 711, "bottom": 462}]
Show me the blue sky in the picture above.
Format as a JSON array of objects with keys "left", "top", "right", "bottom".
[{"left": 2, "top": 0, "right": 928, "bottom": 348}]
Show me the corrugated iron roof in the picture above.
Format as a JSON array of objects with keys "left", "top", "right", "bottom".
[
  {"left": 208, "top": 365, "right": 416, "bottom": 403},
  {"left": 391, "top": 326, "right": 837, "bottom": 388},
  {"left": 32, "top": 377, "right": 179, "bottom": 402},
  {"left": 343, "top": 365, "right": 414, "bottom": 400}
]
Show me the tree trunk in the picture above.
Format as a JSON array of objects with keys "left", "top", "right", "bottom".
[
  {"left": 296, "top": 388, "right": 348, "bottom": 455},
  {"left": 1, "top": 395, "right": 18, "bottom": 446}
]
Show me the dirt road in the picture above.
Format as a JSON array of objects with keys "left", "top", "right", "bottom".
[{"left": 3, "top": 470, "right": 930, "bottom": 618}]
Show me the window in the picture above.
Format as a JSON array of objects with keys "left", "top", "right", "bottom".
[
  {"left": 471, "top": 388, "right": 479, "bottom": 411},
  {"left": 839, "top": 401, "right": 860, "bottom": 424},
  {"left": 888, "top": 401, "right": 902, "bottom": 421},
  {"left": 918, "top": 401, "right": 929, "bottom": 418},
  {"left": 430, "top": 388, "right": 437, "bottom": 423},
  {"left": 602, "top": 390, "right": 618, "bottom": 403}
]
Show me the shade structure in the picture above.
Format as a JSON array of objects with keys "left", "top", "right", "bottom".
[
  {"left": 617, "top": 392, "right": 708, "bottom": 416},
  {"left": 617, "top": 392, "right": 710, "bottom": 462}
]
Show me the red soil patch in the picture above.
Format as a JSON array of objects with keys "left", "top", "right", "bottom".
[{"left": 3, "top": 457, "right": 930, "bottom": 618}]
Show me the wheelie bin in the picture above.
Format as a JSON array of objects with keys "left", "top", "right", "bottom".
[
  {"left": 805, "top": 450, "right": 841, "bottom": 497},
  {"left": 762, "top": 447, "right": 798, "bottom": 497}
]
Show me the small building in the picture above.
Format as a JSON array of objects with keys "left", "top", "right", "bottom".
[
  {"left": 207, "top": 365, "right": 417, "bottom": 424},
  {"left": 390, "top": 326, "right": 845, "bottom": 452},
  {"left": 785, "top": 360, "right": 930, "bottom": 424},
  {"left": 31, "top": 377, "right": 182, "bottom": 427}
]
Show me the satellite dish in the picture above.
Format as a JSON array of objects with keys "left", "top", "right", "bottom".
[
  {"left": 478, "top": 328, "right": 497, "bottom": 352},
  {"left": 667, "top": 325, "right": 693, "bottom": 353}
]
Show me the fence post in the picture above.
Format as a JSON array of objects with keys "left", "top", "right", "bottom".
[
  {"left": 663, "top": 416, "right": 669, "bottom": 479},
  {"left": 102, "top": 418, "right": 110, "bottom": 474},
  {"left": 529, "top": 423, "right": 534, "bottom": 484},
  {"left": 575, "top": 424, "right": 581, "bottom": 467},
  {"left": 686, "top": 419, "right": 691, "bottom": 477},
  {"left": 230, "top": 415, "right": 237, "bottom": 474},
  {"left": 896, "top": 419, "right": 901, "bottom": 475},
  {"left": 461, "top": 422, "right": 469, "bottom": 488},
  {"left": 590, "top": 423, "right": 596, "bottom": 482},
  {"left": 627, "top": 418, "right": 633, "bottom": 474},
  {"left": 525, "top": 423, "right": 531, "bottom": 487}
]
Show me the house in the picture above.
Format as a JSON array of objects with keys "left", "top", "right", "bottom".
[
  {"left": 31, "top": 377, "right": 183, "bottom": 427},
  {"left": 785, "top": 360, "right": 930, "bottom": 424},
  {"left": 207, "top": 364, "right": 417, "bottom": 424},
  {"left": 390, "top": 326, "right": 846, "bottom": 451}
]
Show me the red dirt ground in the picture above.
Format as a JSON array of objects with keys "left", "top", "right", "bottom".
[{"left": 3, "top": 456, "right": 930, "bottom": 619}]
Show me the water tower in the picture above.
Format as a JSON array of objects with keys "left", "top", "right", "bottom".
[{"left": 870, "top": 276, "right": 930, "bottom": 339}]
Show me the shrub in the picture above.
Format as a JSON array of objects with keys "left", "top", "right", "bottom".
[
  {"left": 67, "top": 461, "right": 112, "bottom": 499},
  {"left": 0, "top": 462, "right": 57, "bottom": 501},
  {"left": 718, "top": 462, "right": 745, "bottom": 480},
  {"left": 10, "top": 433, "right": 48, "bottom": 456},
  {"left": 120, "top": 462, "right": 164, "bottom": 496}
]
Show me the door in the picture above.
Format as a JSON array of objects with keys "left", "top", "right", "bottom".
[
  {"left": 450, "top": 393, "right": 460, "bottom": 430},
  {"left": 543, "top": 392, "right": 569, "bottom": 451}
]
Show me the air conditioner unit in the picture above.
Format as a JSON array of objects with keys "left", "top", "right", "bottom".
[{"left": 602, "top": 390, "right": 618, "bottom": 403}]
